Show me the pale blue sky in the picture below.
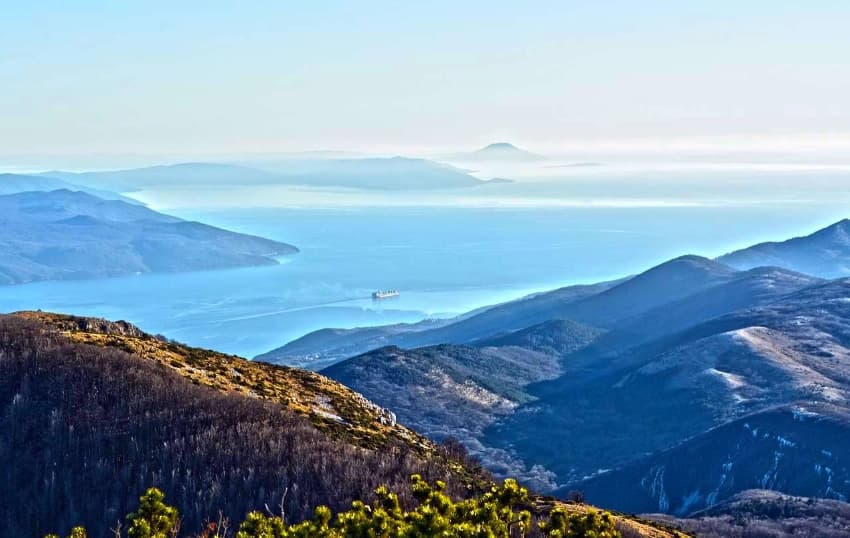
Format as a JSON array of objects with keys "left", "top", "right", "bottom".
[{"left": 2, "top": 1, "right": 849, "bottom": 157}]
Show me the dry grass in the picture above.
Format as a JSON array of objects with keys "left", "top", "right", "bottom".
[
  {"left": 15, "top": 311, "right": 428, "bottom": 452},
  {"left": 14, "top": 310, "right": 688, "bottom": 537}
]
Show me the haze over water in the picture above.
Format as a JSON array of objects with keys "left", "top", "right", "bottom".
[{"left": 2, "top": 164, "right": 849, "bottom": 361}]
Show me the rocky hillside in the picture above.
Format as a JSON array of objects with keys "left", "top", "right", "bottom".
[
  {"left": 13, "top": 311, "right": 428, "bottom": 451},
  {"left": 320, "top": 321, "right": 603, "bottom": 490},
  {"left": 321, "top": 343, "right": 565, "bottom": 490},
  {"left": 0, "top": 312, "right": 468, "bottom": 536}
]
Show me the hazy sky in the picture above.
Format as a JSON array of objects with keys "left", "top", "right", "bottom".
[{"left": 3, "top": 1, "right": 850, "bottom": 158}]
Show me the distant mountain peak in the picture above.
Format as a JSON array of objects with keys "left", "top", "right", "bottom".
[
  {"left": 464, "top": 142, "right": 544, "bottom": 161},
  {"left": 479, "top": 142, "right": 522, "bottom": 151},
  {"left": 475, "top": 142, "right": 530, "bottom": 154},
  {"left": 719, "top": 217, "right": 850, "bottom": 277},
  {"left": 640, "top": 254, "right": 736, "bottom": 278},
  {"left": 813, "top": 218, "right": 850, "bottom": 239}
]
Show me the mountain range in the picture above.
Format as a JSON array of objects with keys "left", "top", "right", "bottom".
[
  {"left": 7, "top": 209, "right": 850, "bottom": 535},
  {"left": 261, "top": 258, "right": 816, "bottom": 368},
  {"left": 257, "top": 279, "right": 621, "bottom": 368},
  {"left": 259, "top": 217, "right": 850, "bottom": 525},
  {"left": 0, "top": 172, "right": 141, "bottom": 203},
  {"left": 41, "top": 157, "right": 505, "bottom": 192},
  {"left": 0, "top": 189, "right": 297, "bottom": 285},
  {"left": 263, "top": 220, "right": 850, "bottom": 366},
  {"left": 719, "top": 218, "right": 850, "bottom": 278},
  {"left": 0, "top": 311, "right": 678, "bottom": 537},
  {"left": 7, "top": 165, "right": 850, "bottom": 535}
]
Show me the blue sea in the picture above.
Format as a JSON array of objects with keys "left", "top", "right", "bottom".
[{"left": 2, "top": 167, "right": 849, "bottom": 362}]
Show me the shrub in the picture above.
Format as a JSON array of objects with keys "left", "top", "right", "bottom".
[
  {"left": 44, "top": 478, "right": 622, "bottom": 537},
  {"left": 126, "top": 488, "right": 179, "bottom": 538}
]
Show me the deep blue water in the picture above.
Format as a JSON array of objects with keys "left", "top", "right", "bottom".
[{"left": 1, "top": 201, "right": 847, "bottom": 361}]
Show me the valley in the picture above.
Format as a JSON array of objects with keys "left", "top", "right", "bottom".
[
  {"left": 6, "top": 2, "right": 849, "bottom": 535},
  {"left": 6, "top": 167, "right": 850, "bottom": 536},
  {"left": 268, "top": 218, "right": 850, "bottom": 525},
  {"left": 0, "top": 310, "right": 680, "bottom": 537}
]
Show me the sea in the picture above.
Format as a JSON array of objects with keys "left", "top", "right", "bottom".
[{"left": 2, "top": 164, "right": 849, "bottom": 363}]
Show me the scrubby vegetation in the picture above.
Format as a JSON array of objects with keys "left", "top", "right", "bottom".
[
  {"left": 15, "top": 311, "right": 429, "bottom": 453},
  {"left": 1, "top": 312, "right": 681, "bottom": 538},
  {"left": 44, "top": 478, "right": 623, "bottom": 537},
  {"left": 0, "top": 315, "right": 474, "bottom": 536}
]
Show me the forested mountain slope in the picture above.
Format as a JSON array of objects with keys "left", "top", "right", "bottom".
[
  {"left": 0, "top": 313, "right": 470, "bottom": 536},
  {"left": 0, "top": 311, "right": 679, "bottom": 537}
]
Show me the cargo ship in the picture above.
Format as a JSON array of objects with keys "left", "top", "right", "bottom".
[{"left": 372, "top": 290, "right": 400, "bottom": 299}]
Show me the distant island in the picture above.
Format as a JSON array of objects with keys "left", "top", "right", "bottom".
[
  {"left": 448, "top": 142, "right": 546, "bottom": 162},
  {"left": 0, "top": 172, "right": 142, "bottom": 203},
  {"left": 0, "top": 189, "right": 298, "bottom": 285},
  {"left": 40, "top": 156, "right": 499, "bottom": 191}
]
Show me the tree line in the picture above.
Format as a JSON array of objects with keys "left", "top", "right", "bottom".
[{"left": 0, "top": 317, "right": 473, "bottom": 536}]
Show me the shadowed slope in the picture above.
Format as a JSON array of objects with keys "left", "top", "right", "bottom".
[{"left": 719, "top": 219, "right": 850, "bottom": 277}]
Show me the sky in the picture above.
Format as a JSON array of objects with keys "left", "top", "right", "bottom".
[{"left": 2, "top": 1, "right": 850, "bottom": 160}]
